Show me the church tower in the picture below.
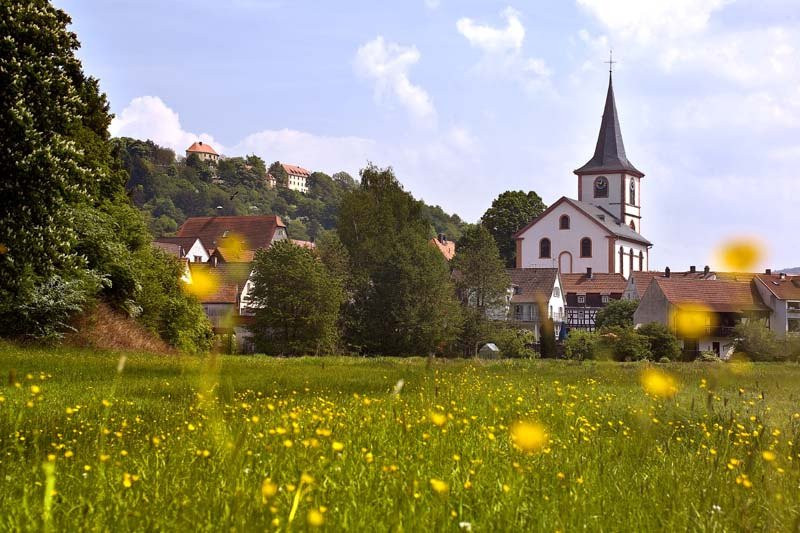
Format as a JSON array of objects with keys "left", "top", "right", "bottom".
[{"left": 574, "top": 72, "right": 644, "bottom": 234}]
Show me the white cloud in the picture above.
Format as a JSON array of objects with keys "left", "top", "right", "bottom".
[
  {"left": 456, "top": 7, "right": 552, "bottom": 93},
  {"left": 110, "top": 96, "right": 222, "bottom": 153},
  {"left": 354, "top": 36, "right": 436, "bottom": 125}
]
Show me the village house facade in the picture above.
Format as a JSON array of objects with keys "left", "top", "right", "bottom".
[
  {"left": 185, "top": 141, "right": 220, "bottom": 163},
  {"left": 514, "top": 73, "right": 651, "bottom": 279},
  {"left": 504, "top": 268, "right": 566, "bottom": 342},
  {"left": 754, "top": 272, "right": 800, "bottom": 337},
  {"left": 561, "top": 269, "right": 627, "bottom": 332}
]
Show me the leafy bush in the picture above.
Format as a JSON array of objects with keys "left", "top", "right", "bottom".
[
  {"left": 698, "top": 351, "right": 720, "bottom": 362},
  {"left": 637, "top": 322, "right": 682, "bottom": 361},
  {"left": 733, "top": 322, "right": 780, "bottom": 361},
  {"left": 564, "top": 329, "right": 599, "bottom": 360},
  {"left": 594, "top": 299, "right": 639, "bottom": 329},
  {"left": 597, "top": 326, "right": 652, "bottom": 361},
  {"left": 492, "top": 328, "right": 538, "bottom": 359}
]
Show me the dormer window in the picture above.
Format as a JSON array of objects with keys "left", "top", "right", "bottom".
[{"left": 594, "top": 176, "right": 608, "bottom": 198}]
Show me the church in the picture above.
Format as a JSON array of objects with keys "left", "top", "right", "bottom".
[{"left": 513, "top": 73, "right": 652, "bottom": 279}]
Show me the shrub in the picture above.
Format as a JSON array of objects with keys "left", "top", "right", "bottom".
[
  {"left": 564, "top": 329, "right": 599, "bottom": 360},
  {"left": 492, "top": 328, "right": 538, "bottom": 359},
  {"left": 594, "top": 299, "right": 639, "bottom": 329},
  {"left": 637, "top": 322, "right": 682, "bottom": 361},
  {"left": 733, "top": 322, "right": 779, "bottom": 361},
  {"left": 597, "top": 326, "right": 652, "bottom": 361},
  {"left": 658, "top": 356, "right": 671, "bottom": 364},
  {"left": 698, "top": 350, "right": 720, "bottom": 362}
]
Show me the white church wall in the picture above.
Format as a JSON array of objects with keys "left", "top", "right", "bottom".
[
  {"left": 517, "top": 201, "right": 608, "bottom": 274},
  {"left": 579, "top": 173, "right": 623, "bottom": 215},
  {"left": 613, "top": 240, "right": 649, "bottom": 279}
]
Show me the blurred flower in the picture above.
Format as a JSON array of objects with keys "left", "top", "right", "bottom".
[
  {"left": 762, "top": 450, "right": 776, "bottom": 462},
  {"left": 429, "top": 412, "right": 447, "bottom": 427},
  {"left": 640, "top": 368, "right": 679, "bottom": 398},
  {"left": 430, "top": 478, "right": 449, "bottom": 495},
  {"left": 674, "top": 304, "right": 712, "bottom": 338},
  {"left": 717, "top": 238, "right": 764, "bottom": 271},
  {"left": 510, "top": 421, "right": 548, "bottom": 453},
  {"left": 307, "top": 509, "right": 325, "bottom": 527}
]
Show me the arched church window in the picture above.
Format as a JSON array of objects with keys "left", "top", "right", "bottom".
[
  {"left": 639, "top": 251, "right": 644, "bottom": 271},
  {"left": 629, "top": 179, "right": 636, "bottom": 205},
  {"left": 539, "top": 238, "right": 551, "bottom": 259},
  {"left": 629, "top": 220, "right": 636, "bottom": 231},
  {"left": 580, "top": 237, "right": 592, "bottom": 258},
  {"left": 594, "top": 176, "right": 608, "bottom": 198},
  {"left": 629, "top": 249, "right": 634, "bottom": 274},
  {"left": 559, "top": 215, "right": 570, "bottom": 230}
]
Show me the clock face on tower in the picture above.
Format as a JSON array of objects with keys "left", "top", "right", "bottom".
[{"left": 594, "top": 176, "right": 608, "bottom": 198}]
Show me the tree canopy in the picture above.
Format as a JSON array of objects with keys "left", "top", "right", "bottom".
[{"left": 481, "top": 191, "right": 546, "bottom": 266}]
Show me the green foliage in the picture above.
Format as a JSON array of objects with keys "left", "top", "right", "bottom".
[
  {"left": 452, "top": 225, "right": 509, "bottom": 313},
  {"left": 249, "top": 240, "right": 345, "bottom": 355},
  {"left": 481, "top": 191, "right": 546, "bottom": 266},
  {"left": 338, "top": 165, "right": 462, "bottom": 355},
  {"left": 564, "top": 329, "right": 599, "bottom": 360},
  {"left": 492, "top": 328, "right": 539, "bottom": 358},
  {"left": 597, "top": 326, "right": 652, "bottom": 361},
  {"left": 637, "top": 322, "right": 682, "bottom": 361},
  {"left": 733, "top": 321, "right": 780, "bottom": 361},
  {"left": 594, "top": 299, "right": 639, "bottom": 329}
]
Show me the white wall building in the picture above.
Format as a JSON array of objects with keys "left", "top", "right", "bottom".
[
  {"left": 514, "top": 73, "right": 652, "bottom": 279},
  {"left": 282, "top": 163, "right": 310, "bottom": 193}
]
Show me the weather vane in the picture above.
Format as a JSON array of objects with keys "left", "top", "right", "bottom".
[{"left": 605, "top": 50, "right": 616, "bottom": 74}]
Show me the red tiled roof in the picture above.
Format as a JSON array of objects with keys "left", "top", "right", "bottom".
[
  {"left": 291, "top": 239, "right": 316, "bottom": 249},
  {"left": 714, "top": 272, "right": 759, "bottom": 282},
  {"left": 282, "top": 163, "right": 311, "bottom": 177},
  {"left": 628, "top": 270, "right": 713, "bottom": 298},
  {"left": 755, "top": 274, "right": 800, "bottom": 300},
  {"left": 562, "top": 273, "right": 627, "bottom": 294},
  {"left": 430, "top": 237, "right": 456, "bottom": 260},
  {"left": 186, "top": 141, "right": 218, "bottom": 156},
  {"left": 654, "top": 277, "right": 768, "bottom": 313},
  {"left": 213, "top": 247, "right": 256, "bottom": 263},
  {"left": 176, "top": 215, "right": 286, "bottom": 251},
  {"left": 187, "top": 263, "right": 252, "bottom": 304},
  {"left": 507, "top": 268, "right": 558, "bottom": 303},
  {"left": 152, "top": 241, "right": 183, "bottom": 258}
]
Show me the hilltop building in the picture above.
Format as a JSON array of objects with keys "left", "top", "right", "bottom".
[
  {"left": 514, "top": 73, "right": 651, "bottom": 279},
  {"left": 185, "top": 141, "right": 220, "bottom": 163},
  {"left": 268, "top": 163, "right": 311, "bottom": 193}
]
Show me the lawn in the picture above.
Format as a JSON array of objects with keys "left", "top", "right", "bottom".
[{"left": 1, "top": 343, "right": 799, "bottom": 531}]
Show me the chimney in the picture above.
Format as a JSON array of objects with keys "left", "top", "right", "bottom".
[
  {"left": 765, "top": 268, "right": 772, "bottom": 275},
  {"left": 212, "top": 256, "right": 218, "bottom": 267},
  {"left": 704, "top": 265, "right": 710, "bottom": 275},
  {"left": 586, "top": 267, "right": 593, "bottom": 279},
  {"left": 199, "top": 141, "right": 203, "bottom": 145},
  {"left": 689, "top": 265, "right": 696, "bottom": 273},
  {"left": 665, "top": 267, "right": 671, "bottom": 278},
  {"left": 780, "top": 272, "right": 787, "bottom": 280}
]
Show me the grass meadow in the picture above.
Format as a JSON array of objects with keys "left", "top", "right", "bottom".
[{"left": 2, "top": 343, "right": 800, "bottom": 531}]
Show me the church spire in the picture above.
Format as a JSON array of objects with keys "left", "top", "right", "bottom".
[{"left": 574, "top": 71, "right": 643, "bottom": 178}]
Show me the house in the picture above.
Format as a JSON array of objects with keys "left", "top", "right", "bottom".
[
  {"left": 504, "top": 268, "right": 566, "bottom": 342},
  {"left": 514, "top": 72, "right": 652, "bottom": 278},
  {"left": 633, "top": 277, "right": 770, "bottom": 359},
  {"left": 282, "top": 163, "right": 310, "bottom": 193},
  {"left": 153, "top": 236, "right": 210, "bottom": 263},
  {"left": 623, "top": 266, "right": 714, "bottom": 300},
  {"left": 185, "top": 141, "right": 220, "bottom": 163},
  {"left": 291, "top": 239, "right": 316, "bottom": 250},
  {"left": 561, "top": 269, "right": 628, "bottom": 331},
  {"left": 430, "top": 234, "right": 456, "bottom": 260},
  {"left": 176, "top": 215, "right": 287, "bottom": 252},
  {"left": 753, "top": 272, "right": 800, "bottom": 337}
]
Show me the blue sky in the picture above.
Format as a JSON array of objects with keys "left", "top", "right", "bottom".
[{"left": 56, "top": 0, "right": 800, "bottom": 270}]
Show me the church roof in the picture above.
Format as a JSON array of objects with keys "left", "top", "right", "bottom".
[{"left": 574, "top": 74, "right": 643, "bottom": 178}]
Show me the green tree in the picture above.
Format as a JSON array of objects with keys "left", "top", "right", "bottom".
[
  {"left": 268, "top": 161, "right": 289, "bottom": 188},
  {"left": 564, "top": 329, "right": 599, "bottom": 360},
  {"left": 338, "top": 165, "right": 462, "bottom": 355},
  {"left": 597, "top": 326, "right": 652, "bottom": 361},
  {"left": 481, "top": 191, "right": 546, "bottom": 266},
  {"left": 637, "top": 322, "right": 681, "bottom": 361},
  {"left": 733, "top": 321, "right": 779, "bottom": 361},
  {"left": 452, "top": 225, "right": 509, "bottom": 313},
  {"left": 594, "top": 299, "right": 639, "bottom": 329},
  {"left": 249, "top": 240, "right": 344, "bottom": 355}
]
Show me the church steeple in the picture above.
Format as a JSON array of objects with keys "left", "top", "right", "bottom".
[{"left": 574, "top": 72, "right": 643, "bottom": 178}]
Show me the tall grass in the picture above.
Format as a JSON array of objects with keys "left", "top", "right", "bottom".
[{"left": 1, "top": 342, "right": 799, "bottom": 531}]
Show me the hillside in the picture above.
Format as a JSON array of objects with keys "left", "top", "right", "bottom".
[{"left": 114, "top": 138, "right": 467, "bottom": 241}]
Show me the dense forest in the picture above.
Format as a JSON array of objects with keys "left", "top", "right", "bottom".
[{"left": 114, "top": 138, "right": 468, "bottom": 242}]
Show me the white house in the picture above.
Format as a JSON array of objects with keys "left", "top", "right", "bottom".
[
  {"left": 753, "top": 272, "right": 800, "bottom": 338},
  {"left": 504, "top": 268, "right": 566, "bottom": 342},
  {"left": 514, "top": 73, "right": 652, "bottom": 279},
  {"left": 185, "top": 141, "right": 220, "bottom": 163},
  {"left": 282, "top": 163, "right": 310, "bottom": 193}
]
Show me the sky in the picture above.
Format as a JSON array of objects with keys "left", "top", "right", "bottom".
[{"left": 55, "top": 0, "right": 800, "bottom": 270}]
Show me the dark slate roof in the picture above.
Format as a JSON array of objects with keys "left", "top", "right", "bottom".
[
  {"left": 507, "top": 268, "right": 558, "bottom": 303},
  {"left": 569, "top": 199, "right": 652, "bottom": 245},
  {"left": 574, "top": 74, "right": 643, "bottom": 178}
]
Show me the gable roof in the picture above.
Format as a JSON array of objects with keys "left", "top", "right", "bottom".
[
  {"left": 507, "top": 268, "right": 558, "bottom": 303},
  {"left": 430, "top": 237, "right": 456, "bottom": 260},
  {"left": 513, "top": 196, "right": 651, "bottom": 245},
  {"left": 212, "top": 247, "right": 256, "bottom": 263},
  {"left": 574, "top": 74, "right": 643, "bottom": 178},
  {"left": 282, "top": 163, "right": 311, "bottom": 177},
  {"left": 187, "top": 263, "right": 252, "bottom": 304},
  {"left": 653, "top": 277, "right": 768, "bottom": 313},
  {"left": 562, "top": 272, "right": 627, "bottom": 295},
  {"left": 755, "top": 273, "right": 800, "bottom": 300},
  {"left": 291, "top": 239, "right": 316, "bottom": 250},
  {"left": 628, "top": 270, "right": 714, "bottom": 298},
  {"left": 186, "top": 141, "right": 218, "bottom": 156},
  {"left": 152, "top": 241, "right": 183, "bottom": 258},
  {"left": 176, "top": 215, "right": 286, "bottom": 251}
]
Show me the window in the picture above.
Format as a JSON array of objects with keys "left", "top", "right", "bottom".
[
  {"left": 194, "top": 255, "right": 202, "bottom": 263},
  {"left": 789, "top": 318, "right": 800, "bottom": 334},
  {"left": 559, "top": 215, "right": 570, "bottom": 230},
  {"left": 539, "top": 238, "right": 551, "bottom": 258},
  {"left": 629, "top": 220, "right": 636, "bottom": 231},
  {"left": 629, "top": 179, "right": 636, "bottom": 205},
  {"left": 577, "top": 295, "right": 586, "bottom": 304},
  {"left": 788, "top": 301, "right": 800, "bottom": 312},
  {"left": 639, "top": 251, "right": 644, "bottom": 271},
  {"left": 553, "top": 287, "right": 561, "bottom": 298},
  {"left": 513, "top": 286, "right": 521, "bottom": 295},
  {"left": 580, "top": 237, "right": 592, "bottom": 258},
  {"left": 594, "top": 176, "right": 609, "bottom": 198},
  {"left": 602, "top": 295, "right": 609, "bottom": 304},
  {"left": 629, "top": 250, "right": 634, "bottom": 273}
]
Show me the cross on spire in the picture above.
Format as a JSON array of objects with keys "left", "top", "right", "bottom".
[{"left": 605, "top": 50, "right": 616, "bottom": 74}]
